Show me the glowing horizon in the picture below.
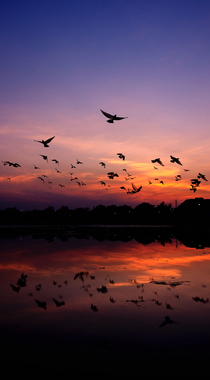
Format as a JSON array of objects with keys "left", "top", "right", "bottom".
[{"left": 1, "top": 1, "right": 210, "bottom": 210}]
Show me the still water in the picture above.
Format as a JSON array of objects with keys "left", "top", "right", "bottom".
[{"left": 1, "top": 227, "right": 210, "bottom": 374}]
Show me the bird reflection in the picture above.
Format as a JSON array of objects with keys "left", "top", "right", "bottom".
[
  {"left": 10, "top": 284, "right": 20, "bottom": 293},
  {"left": 53, "top": 298, "right": 65, "bottom": 307},
  {"left": 159, "top": 316, "right": 178, "bottom": 328},
  {"left": 35, "top": 299, "right": 47, "bottom": 309},
  {"left": 91, "top": 304, "right": 98, "bottom": 312}
]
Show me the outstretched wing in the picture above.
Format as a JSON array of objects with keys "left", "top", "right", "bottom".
[
  {"left": 45, "top": 136, "right": 55, "bottom": 144},
  {"left": 100, "top": 109, "right": 113, "bottom": 118},
  {"left": 132, "top": 183, "right": 138, "bottom": 191},
  {"left": 115, "top": 116, "right": 128, "bottom": 120}
]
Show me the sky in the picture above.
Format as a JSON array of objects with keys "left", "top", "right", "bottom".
[{"left": 1, "top": 0, "right": 210, "bottom": 211}]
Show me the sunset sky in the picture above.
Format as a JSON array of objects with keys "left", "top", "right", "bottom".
[{"left": 1, "top": 0, "right": 210, "bottom": 210}]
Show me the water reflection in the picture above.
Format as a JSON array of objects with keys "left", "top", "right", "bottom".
[{"left": 1, "top": 230, "right": 210, "bottom": 374}]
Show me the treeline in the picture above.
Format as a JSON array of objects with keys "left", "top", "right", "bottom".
[
  {"left": 1, "top": 199, "right": 210, "bottom": 226},
  {"left": 0, "top": 202, "right": 174, "bottom": 225}
]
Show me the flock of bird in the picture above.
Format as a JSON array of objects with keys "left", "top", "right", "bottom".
[
  {"left": 9, "top": 269, "right": 209, "bottom": 328},
  {"left": 2, "top": 109, "right": 209, "bottom": 195}
]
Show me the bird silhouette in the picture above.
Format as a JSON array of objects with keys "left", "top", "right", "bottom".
[
  {"left": 99, "top": 162, "right": 106, "bottom": 168},
  {"left": 76, "top": 159, "right": 83, "bottom": 164},
  {"left": 107, "top": 171, "right": 119, "bottom": 179},
  {"left": 33, "top": 164, "right": 40, "bottom": 169},
  {"left": 117, "top": 153, "right": 125, "bottom": 160},
  {"left": 37, "top": 176, "right": 44, "bottom": 182},
  {"left": 34, "top": 136, "right": 55, "bottom": 147},
  {"left": 100, "top": 109, "right": 128, "bottom": 123},
  {"left": 40, "top": 155, "right": 48, "bottom": 163},
  {"left": 131, "top": 183, "right": 142, "bottom": 193},
  {"left": 2, "top": 161, "right": 21, "bottom": 167},
  {"left": 197, "top": 173, "right": 208, "bottom": 181},
  {"left": 55, "top": 168, "right": 61, "bottom": 173},
  {"left": 70, "top": 164, "right": 76, "bottom": 169},
  {"left": 52, "top": 159, "right": 59, "bottom": 165},
  {"left": 151, "top": 158, "right": 164, "bottom": 166},
  {"left": 191, "top": 178, "right": 201, "bottom": 187},
  {"left": 170, "top": 155, "right": 182, "bottom": 165},
  {"left": 190, "top": 184, "right": 197, "bottom": 192}
]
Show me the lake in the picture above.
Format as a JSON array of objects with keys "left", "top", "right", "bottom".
[{"left": 1, "top": 227, "right": 210, "bottom": 375}]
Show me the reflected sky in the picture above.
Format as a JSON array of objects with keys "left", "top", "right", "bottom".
[{"left": 1, "top": 234, "right": 210, "bottom": 373}]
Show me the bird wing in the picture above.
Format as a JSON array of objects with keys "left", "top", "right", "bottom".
[
  {"left": 100, "top": 109, "right": 113, "bottom": 118},
  {"left": 114, "top": 116, "right": 128, "bottom": 120},
  {"left": 132, "top": 183, "right": 137, "bottom": 191},
  {"left": 45, "top": 136, "right": 55, "bottom": 144}
]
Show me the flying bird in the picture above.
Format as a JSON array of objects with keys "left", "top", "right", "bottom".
[
  {"left": 107, "top": 171, "right": 119, "bottom": 179},
  {"left": 197, "top": 173, "right": 208, "bottom": 181},
  {"left": 100, "top": 109, "right": 128, "bottom": 123},
  {"left": 76, "top": 159, "right": 83, "bottom": 164},
  {"left": 117, "top": 153, "right": 125, "bottom": 160},
  {"left": 190, "top": 184, "right": 197, "bottom": 192},
  {"left": 37, "top": 176, "right": 44, "bottom": 182},
  {"left": 40, "top": 155, "right": 48, "bottom": 163},
  {"left": 33, "top": 164, "right": 40, "bottom": 169},
  {"left": 191, "top": 178, "right": 201, "bottom": 187},
  {"left": 34, "top": 136, "right": 55, "bottom": 147},
  {"left": 2, "top": 161, "right": 21, "bottom": 167},
  {"left": 170, "top": 155, "right": 182, "bottom": 165},
  {"left": 151, "top": 158, "right": 164, "bottom": 166},
  {"left": 52, "top": 159, "right": 59, "bottom": 165},
  {"left": 99, "top": 162, "right": 106, "bottom": 168},
  {"left": 131, "top": 183, "right": 142, "bottom": 193}
]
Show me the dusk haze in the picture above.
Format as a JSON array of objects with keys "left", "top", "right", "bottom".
[{"left": 1, "top": 0, "right": 210, "bottom": 211}]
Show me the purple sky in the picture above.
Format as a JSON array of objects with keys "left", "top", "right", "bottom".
[{"left": 1, "top": 0, "right": 210, "bottom": 210}]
